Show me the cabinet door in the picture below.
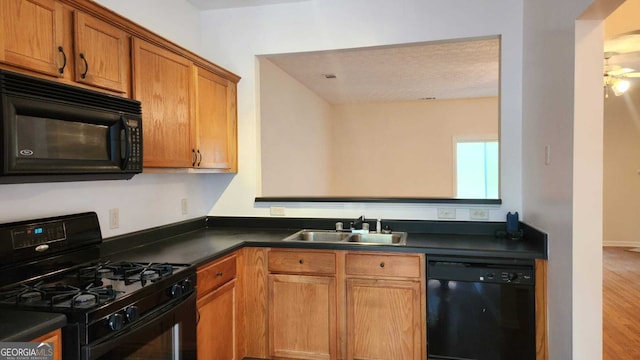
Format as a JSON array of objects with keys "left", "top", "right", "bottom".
[
  {"left": 197, "top": 279, "right": 237, "bottom": 360},
  {"left": 194, "top": 66, "right": 237, "bottom": 171},
  {"left": 132, "top": 38, "right": 193, "bottom": 167},
  {"left": 346, "top": 278, "right": 422, "bottom": 360},
  {"left": 74, "top": 11, "right": 129, "bottom": 94},
  {"left": 268, "top": 274, "right": 337, "bottom": 359},
  {"left": 0, "top": 0, "right": 64, "bottom": 77},
  {"left": 32, "top": 329, "right": 62, "bottom": 360}
]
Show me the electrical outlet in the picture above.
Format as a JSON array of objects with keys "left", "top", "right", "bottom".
[
  {"left": 270, "top": 206, "right": 285, "bottom": 216},
  {"left": 470, "top": 209, "right": 489, "bottom": 220},
  {"left": 437, "top": 208, "right": 456, "bottom": 219},
  {"left": 109, "top": 208, "right": 119, "bottom": 229},
  {"left": 181, "top": 198, "right": 188, "bottom": 215}
]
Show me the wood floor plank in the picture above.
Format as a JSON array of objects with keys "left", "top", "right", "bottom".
[{"left": 603, "top": 247, "right": 640, "bottom": 360}]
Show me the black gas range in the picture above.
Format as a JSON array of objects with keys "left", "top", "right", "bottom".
[{"left": 0, "top": 212, "right": 196, "bottom": 360}]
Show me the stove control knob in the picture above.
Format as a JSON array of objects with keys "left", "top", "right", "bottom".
[
  {"left": 125, "top": 306, "right": 139, "bottom": 322},
  {"left": 181, "top": 279, "right": 194, "bottom": 293},
  {"left": 108, "top": 313, "right": 124, "bottom": 331},
  {"left": 169, "top": 283, "right": 183, "bottom": 298},
  {"left": 507, "top": 272, "right": 518, "bottom": 282}
]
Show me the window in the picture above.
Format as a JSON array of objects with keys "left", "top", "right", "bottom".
[{"left": 456, "top": 140, "right": 499, "bottom": 198}]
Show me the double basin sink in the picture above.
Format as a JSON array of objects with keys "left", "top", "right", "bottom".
[{"left": 283, "top": 229, "right": 407, "bottom": 246}]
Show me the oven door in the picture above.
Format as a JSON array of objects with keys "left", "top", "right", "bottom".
[{"left": 84, "top": 292, "right": 196, "bottom": 360}]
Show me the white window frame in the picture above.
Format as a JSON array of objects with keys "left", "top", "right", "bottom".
[{"left": 452, "top": 135, "right": 500, "bottom": 198}]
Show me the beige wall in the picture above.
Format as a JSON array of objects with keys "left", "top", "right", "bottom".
[
  {"left": 330, "top": 99, "right": 498, "bottom": 197},
  {"left": 260, "top": 58, "right": 333, "bottom": 196},
  {"left": 603, "top": 81, "right": 640, "bottom": 245},
  {"left": 259, "top": 59, "right": 498, "bottom": 198}
]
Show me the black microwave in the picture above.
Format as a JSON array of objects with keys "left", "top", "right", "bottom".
[{"left": 0, "top": 70, "right": 142, "bottom": 184}]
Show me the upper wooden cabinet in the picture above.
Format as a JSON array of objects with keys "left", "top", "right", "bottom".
[
  {"left": 194, "top": 67, "right": 238, "bottom": 171},
  {"left": 0, "top": 0, "right": 130, "bottom": 95},
  {"left": 132, "top": 38, "right": 194, "bottom": 168},
  {"left": 132, "top": 50, "right": 239, "bottom": 170},
  {"left": 1, "top": 0, "right": 240, "bottom": 171},
  {"left": 0, "top": 0, "right": 65, "bottom": 77},
  {"left": 74, "top": 11, "right": 129, "bottom": 93}
]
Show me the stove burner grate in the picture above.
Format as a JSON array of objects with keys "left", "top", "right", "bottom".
[
  {"left": 0, "top": 282, "right": 119, "bottom": 308},
  {"left": 78, "top": 261, "right": 175, "bottom": 286}
]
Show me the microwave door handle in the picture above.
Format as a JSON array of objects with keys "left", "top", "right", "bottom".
[{"left": 120, "top": 115, "right": 131, "bottom": 170}]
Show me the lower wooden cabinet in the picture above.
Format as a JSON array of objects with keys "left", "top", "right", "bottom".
[
  {"left": 345, "top": 252, "right": 425, "bottom": 360},
  {"left": 262, "top": 249, "right": 425, "bottom": 360},
  {"left": 31, "top": 328, "right": 62, "bottom": 360},
  {"left": 198, "top": 279, "right": 236, "bottom": 359},
  {"left": 268, "top": 274, "right": 337, "bottom": 359},
  {"left": 346, "top": 278, "right": 422, "bottom": 359},
  {"left": 197, "top": 253, "right": 237, "bottom": 360}
]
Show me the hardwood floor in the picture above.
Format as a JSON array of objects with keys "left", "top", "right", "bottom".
[{"left": 603, "top": 247, "right": 640, "bottom": 359}]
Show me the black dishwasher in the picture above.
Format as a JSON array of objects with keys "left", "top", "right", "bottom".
[{"left": 427, "top": 256, "right": 535, "bottom": 360}]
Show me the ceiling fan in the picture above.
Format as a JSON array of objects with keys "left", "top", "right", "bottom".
[
  {"left": 603, "top": 57, "right": 639, "bottom": 97},
  {"left": 603, "top": 31, "right": 640, "bottom": 98}
]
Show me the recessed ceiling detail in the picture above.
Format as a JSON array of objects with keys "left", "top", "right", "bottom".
[{"left": 263, "top": 37, "right": 500, "bottom": 104}]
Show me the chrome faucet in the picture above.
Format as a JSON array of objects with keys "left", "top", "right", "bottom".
[{"left": 350, "top": 215, "right": 365, "bottom": 230}]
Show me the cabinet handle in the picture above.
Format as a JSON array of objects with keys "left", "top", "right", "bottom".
[
  {"left": 216, "top": 271, "right": 223, "bottom": 277},
  {"left": 79, "top": 53, "right": 89, "bottom": 79},
  {"left": 57, "top": 46, "right": 67, "bottom": 74},
  {"left": 196, "top": 149, "right": 202, "bottom": 167},
  {"left": 299, "top": 259, "right": 304, "bottom": 265},
  {"left": 196, "top": 309, "right": 201, "bottom": 325},
  {"left": 379, "top": 262, "right": 385, "bottom": 268},
  {"left": 192, "top": 149, "right": 197, "bottom": 166}
]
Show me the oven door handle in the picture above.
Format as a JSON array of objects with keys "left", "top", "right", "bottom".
[{"left": 83, "top": 292, "right": 196, "bottom": 360}]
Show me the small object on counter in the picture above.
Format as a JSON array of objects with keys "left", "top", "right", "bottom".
[
  {"left": 376, "top": 218, "right": 382, "bottom": 233},
  {"left": 382, "top": 225, "right": 392, "bottom": 234},
  {"left": 506, "top": 212, "right": 519, "bottom": 233},
  {"left": 335, "top": 222, "right": 343, "bottom": 231},
  {"left": 506, "top": 211, "right": 523, "bottom": 240}
]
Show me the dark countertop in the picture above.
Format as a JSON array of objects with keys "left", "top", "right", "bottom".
[
  {"left": 0, "top": 310, "right": 66, "bottom": 342},
  {"left": 103, "top": 226, "right": 546, "bottom": 267}
]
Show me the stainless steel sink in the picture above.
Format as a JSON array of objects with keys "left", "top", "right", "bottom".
[
  {"left": 283, "top": 230, "right": 352, "bottom": 242},
  {"left": 345, "top": 232, "right": 406, "bottom": 245},
  {"left": 283, "top": 229, "right": 407, "bottom": 246}
]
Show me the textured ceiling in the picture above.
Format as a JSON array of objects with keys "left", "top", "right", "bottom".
[{"left": 263, "top": 38, "right": 500, "bottom": 104}]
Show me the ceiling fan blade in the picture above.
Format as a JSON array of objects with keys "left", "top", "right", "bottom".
[
  {"left": 607, "top": 67, "right": 635, "bottom": 76},
  {"left": 605, "top": 30, "right": 640, "bottom": 54}
]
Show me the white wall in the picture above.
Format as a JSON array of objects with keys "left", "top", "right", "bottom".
[
  {"left": 0, "top": 0, "right": 224, "bottom": 238},
  {"left": 199, "top": 0, "right": 523, "bottom": 221},
  {"left": 259, "top": 58, "right": 333, "bottom": 196},
  {"left": 522, "top": 0, "right": 618, "bottom": 358},
  {"left": 94, "top": 0, "right": 202, "bottom": 53}
]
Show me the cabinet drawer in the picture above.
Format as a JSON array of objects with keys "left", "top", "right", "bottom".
[
  {"left": 268, "top": 250, "right": 336, "bottom": 275},
  {"left": 346, "top": 253, "right": 421, "bottom": 278},
  {"left": 197, "top": 255, "right": 236, "bottom": 297}
]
